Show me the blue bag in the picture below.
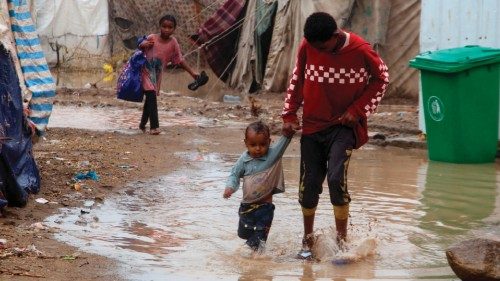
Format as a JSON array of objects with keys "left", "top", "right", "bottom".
[{"left": 116, "top": 50, "right": 147, "bottom": 102}]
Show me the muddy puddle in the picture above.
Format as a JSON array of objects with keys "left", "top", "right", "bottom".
[
  {"left": 48, "top": 105, "right": 242, "bottom": 133},
  {"left": 44, "top": 105, "right": 500, "bottom": 280}
]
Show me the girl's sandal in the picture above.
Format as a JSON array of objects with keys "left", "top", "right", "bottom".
[{"left": 149, "top": 128, "right": 160, "bottom": 135}]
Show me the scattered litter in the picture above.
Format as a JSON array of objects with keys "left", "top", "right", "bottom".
[
  {"left": 83, "top": 200, "right": 95, "bottom": 208},
  {"left": 30, "top": 222, "right": 47, "bottom": 231},
  {"left": 0, "top": 244, "right": 45, "bottom": 259},
  {"left": 74, "top": 170, "right": 100, "bottom": 181},
  {"left": 0, "top": 239, "right": 6, "bottom": 249},
  {"left": 78, "top": 160, "right": 90, "bottom": 167},
  {"left": 61, "top": 252, "right": 81, "bottom": 261},
  {"left": 223, "top": 95, "right": 241, "bottom": 103},
  {"left": 35, "top": 198, "right": 49, "bottom": 204}
]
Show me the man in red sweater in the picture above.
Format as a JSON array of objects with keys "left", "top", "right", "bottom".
[{"left": 282, "top": 12, "right": 389, "bottom": 259}]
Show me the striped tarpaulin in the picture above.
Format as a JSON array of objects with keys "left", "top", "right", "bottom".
[{"left": 8, "top": 0, "right": 55, "bottom": 134}]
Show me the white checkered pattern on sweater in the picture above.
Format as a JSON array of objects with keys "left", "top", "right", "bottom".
[
  {"left": 303, "top": 64, "right": 368, "bottom": 84},
  {"left": 363, "top": 60, "right": 389, "bottom": 117}
]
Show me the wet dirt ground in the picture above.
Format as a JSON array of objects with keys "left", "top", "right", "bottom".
[{"left": 0, "top": 86, "right": 430, "bottom": 280}]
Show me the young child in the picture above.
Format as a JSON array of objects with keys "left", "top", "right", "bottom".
[
  {"left": 282, "top": 12, "right": 389, "bottom": 259},
  {"left": 138, "top": 14, "right": 200, "bottom": 135},
  {"left": 223, "top": 121, "right": 293, "bottom": 251}
]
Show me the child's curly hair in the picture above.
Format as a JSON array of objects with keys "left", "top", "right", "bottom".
[{"left": 245, "top": 120, "right": 270, "bottom": 138}]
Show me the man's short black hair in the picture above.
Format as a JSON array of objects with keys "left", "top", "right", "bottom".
[
  {"left": 304, "top": 12, "right": 338, "bottom": 43},
  {"left": 246, "top": 120, "right": 270, "bottom": 138},
  {"left": 159, "top": 14, "right": 177, "bottom": 28}
]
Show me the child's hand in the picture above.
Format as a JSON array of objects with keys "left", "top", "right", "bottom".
[
  {"left": 282, "top": 121, "right": 300, "bottom": 137},
  {"left": 223, "top": 188, "right": 234, "bottom": 199},
  {"left": 139, "top": 39, "right": 154, "bottom": 50},
  {"left": 338, "top": 111, "right": 359, "bottom": 127}
]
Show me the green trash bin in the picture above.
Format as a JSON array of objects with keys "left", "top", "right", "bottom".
[{"left": 409, "top": 45, "right": 500, "bottom": 163}]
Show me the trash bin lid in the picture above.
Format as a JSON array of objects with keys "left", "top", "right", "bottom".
[{"left": 409, "top": 45, "right": 500, "bottom": 73}]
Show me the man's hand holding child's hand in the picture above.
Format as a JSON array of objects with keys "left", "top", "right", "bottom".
[
  {"left": 282, "top": 121, "right": 301, "bottom": 137},
  {"left": 223, "top": 188, "right": 234, "bottom": 199}
]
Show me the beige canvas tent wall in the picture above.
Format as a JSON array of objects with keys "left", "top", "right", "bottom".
[
  {"left": 33, "top": 0, "right": 110, "bottom": 69},
  {"left": 222, "top": 0, "right": 420, "bottom": 99},
  {"left": 108, "top": 0, "right": 224, "bottom": 66},
  {"left": 31, "top": 0, "right": 225, "bottom": 69},
  {"left": 348, "top": 0, "right": 420, "bottom": 99},
  {"left": 28, "top": 0, "right": 421, "bottom": 99}
]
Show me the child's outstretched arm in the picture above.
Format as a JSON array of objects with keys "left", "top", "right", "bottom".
[
  {"left": 179, "top": 61, "right": 199, "bottom": 79},
  {"left": 224, "top": 154, "right": 245, "bottom": 198}
]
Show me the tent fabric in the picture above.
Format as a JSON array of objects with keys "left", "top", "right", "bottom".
[
  {"left": 108, "top": 0, "right": 223, "bottom": 66},
  {"left": 0, "top": 44, "right": 41, "bottom": 209},
  {"left": 347, "top": 0, "right": 391, "bottom": 45},
  {"left": 253, "top": 0, "right": 277, "bottom": 85},
  {"left": 33, "top": 0, "right": 110, "bottom": 69},
  {"left": 222, "top": 0, "right": 418, "bottom": 98},
  {"left": 0, "top": 0, "right": 29, "bottom": 101},
  {"left": 377, "top": 0, "right": 420, "bottom": 98},
  {"left": 196, "top": 0, "right": 246, "bottom": 43},
  {"left": 227, "top": 0, "right": 258, "bottom": 90},
  {"left": 190, "top": 0, "right": 247, "bottom": 81},
  {"left": 263, "top": 0, "right": 355, "bottom": 92},
  {"left": 8, "top": 0, "right": 55, "bottom": 134},
  {"left": 346, "top": 0, "right": 419, "bottom": 98}
]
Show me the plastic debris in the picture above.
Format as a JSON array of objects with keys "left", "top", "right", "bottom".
[
  {"left": 73, "top": 170, "right": 100, "bottom": 181},
  {"left": 35, "top": 198, "right": 49, "bottom": 204},
  {"left": 223, "top": 95, "right": 241, "bottom": 103}
]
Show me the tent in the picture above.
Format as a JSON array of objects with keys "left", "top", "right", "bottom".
[
  {"left": 196, "top": 0, "right": 420, "bottom": 98},
  {"left": 30, "top": 0, "right": 421, "bottom": 99},
  {"left": 33, "top": 0, "right": 225, "bottom": 69},
  {"left": 1, "top": 0, "right": 55, "bottom": 134}
]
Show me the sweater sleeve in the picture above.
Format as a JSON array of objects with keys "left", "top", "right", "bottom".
[
  {"left": 347, "top": 46, "right": 389, "bottom": 119},
  {"left": 225, "top": 153, "right": 245, "bottom": 191},
  {"left": 266, "top": 136, "right": 292, "bottom": 164},
  {"left": 281, "top": 39, "right": 307, "bottom": 123}
]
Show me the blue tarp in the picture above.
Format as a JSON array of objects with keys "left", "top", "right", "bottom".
[{"left": 0, "top": 44, "right": 41, "bottom": 209}]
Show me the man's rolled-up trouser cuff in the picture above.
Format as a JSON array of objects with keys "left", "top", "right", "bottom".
[
  {"left": 301, "top": 207, "right": 317, "bottom": 216},
  {"left": 333, "top": 204, "right": 349, "bottom": 220}
]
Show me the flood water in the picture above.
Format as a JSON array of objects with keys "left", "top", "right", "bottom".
[{"left": 45, "top": 106, "right": 500, "bottom": 280}]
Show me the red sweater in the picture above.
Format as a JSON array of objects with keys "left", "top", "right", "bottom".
[{"left": 282, "top": 32, "right": 389, "bottom": 148}]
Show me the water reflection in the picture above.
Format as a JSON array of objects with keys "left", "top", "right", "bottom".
[
  {"left": 417, "top": 161, "right": 498, "bottom": 247},
  {"left": 45, "top": 147, "right": 500, "bottom": 280}
]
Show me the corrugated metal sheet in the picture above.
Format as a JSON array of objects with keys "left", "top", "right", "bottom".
[
  {"left": 419, "top": 0, "right": 500, "bottom": 136},
  {"left": 421, "top": 0, "right": 500, "bottom": 51}
]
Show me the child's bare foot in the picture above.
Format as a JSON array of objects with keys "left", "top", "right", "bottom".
[{"left": 149, "top": 128, "right": 160, "bottom": 135}]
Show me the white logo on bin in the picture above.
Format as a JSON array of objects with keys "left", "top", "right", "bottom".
[{"left": 427, "top": 96, "right": 444, "bottom": 122}]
